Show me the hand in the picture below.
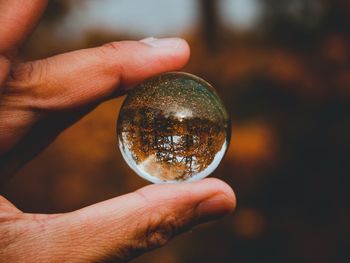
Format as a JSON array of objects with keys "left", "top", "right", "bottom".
[{"left": 0, "top": 1, "right": 236, "bottom": 262}]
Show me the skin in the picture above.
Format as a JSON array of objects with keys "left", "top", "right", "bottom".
[{"left": 0, "top": 1, "right": 236, "bottom": 262}]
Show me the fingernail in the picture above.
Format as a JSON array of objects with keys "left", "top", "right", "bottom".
[
  {"left": 140, "top": 37, "right": 182, "bottom": 49},
  {"left": 196, "top": 194, "right": 234, "bottom": 222}
]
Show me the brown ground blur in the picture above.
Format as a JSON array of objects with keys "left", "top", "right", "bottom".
[{"left": 2, "top": 1, "right": 350, "bottom": 262}]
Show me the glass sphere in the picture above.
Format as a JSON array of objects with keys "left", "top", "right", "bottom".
[{"left": 117, "top": 72, "right": 230, "bottom": 183}]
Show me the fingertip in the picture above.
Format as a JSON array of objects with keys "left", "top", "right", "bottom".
[
  {"left": 139, "top": 37, "right": 191, "bottom": 72},
  {"left": 140, "top": 37, "right": 190, "bottom": 56},
  {"left": 199, "top": 178, "right": 236, "bottom": 207},
  {"left": 170, "top": 38, "right": 191, "bottom": 68},
  {"left": 180, "top": 178, "right": 234, "bottom": 222},
  {"left": 174, "top": 38, "right": 191, "bottom": 66},
  {"left": 137, "top": 177, "right": 236, "bottom": 215},
  {"left": 98, "top": 38, "right": 191, "bottom": 89},
  {"left": 192, "top": 178, "right": 236, "bottom": 211}
]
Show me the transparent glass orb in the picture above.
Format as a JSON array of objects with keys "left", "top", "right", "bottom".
[{"left": 117, "top": 72, "right": 231, "bottom": 183}]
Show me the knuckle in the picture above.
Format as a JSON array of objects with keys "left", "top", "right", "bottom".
[
  {"left": 9, "top": 59, "right": 48, "bottom": 85},
  {"left": 144, "top": 219, "right": 176, "bottom": 249},
  {"left": 102, "top": 41, "right": 122, "bottom": 53},
  {"left": 120, "top": 191, "right": 195, "bottom": 260},
  {"left": 12, "top": 62, "right": 34, "bottom": 82},
  {"left": 98, "top": 42, "right": 125, "bottom": 73},
  {"left": 130, "top": 212, "right": 184, "bottom": 256}
]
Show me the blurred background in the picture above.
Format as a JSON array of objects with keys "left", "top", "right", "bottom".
[{"left": 2, "top": 0, "right": 350, "bottom": 262}]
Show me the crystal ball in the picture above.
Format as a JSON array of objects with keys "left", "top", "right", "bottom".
[{"left": 117, "top": 72, "right": 230, "bottom": 183}]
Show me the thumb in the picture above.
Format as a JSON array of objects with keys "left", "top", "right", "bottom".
[{"left": 39, "top": 178, "right": 236, "bottom": 262}]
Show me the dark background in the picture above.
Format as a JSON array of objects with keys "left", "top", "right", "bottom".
[{"left": 2, "top": 0, "right": 350, "bottom": 262}]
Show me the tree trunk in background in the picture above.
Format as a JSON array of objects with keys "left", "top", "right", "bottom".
[{"left": 199, "top": 0, "right": 221, "bottom": 53}]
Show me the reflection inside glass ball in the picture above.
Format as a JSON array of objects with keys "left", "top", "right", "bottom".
[{"left": 117, "top": 72, "right": 230, "bottom": 183}]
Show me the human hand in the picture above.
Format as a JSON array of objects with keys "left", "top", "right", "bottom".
[{"left": 0, "top": 1, "right": 236, "bottom": 262}]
